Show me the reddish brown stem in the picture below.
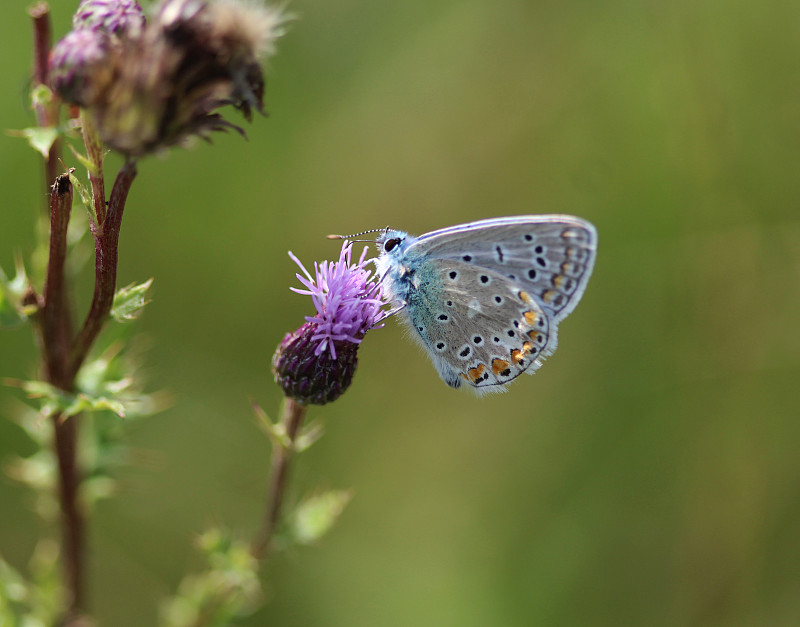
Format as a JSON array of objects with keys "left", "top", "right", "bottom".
[
  {"left": 68, "top": 161, "right": 137, "bottom": 380},
  {"left": 251, "top": 398, "right": 308, "bottom": 560},
  {"left": 29, "top": 1, "right": 61, "bottom": 190},
  {"left": 42, "top": 174, "right": 73, "bottom": 386},
  {"left": 52, "top": 413, "right": 83, "bottom": 619},
  {"left": 39, "top": 174, "right": 85, "bottom": 620},
  {"left": 30, "top": 7, "right": 83, "bottom": 618}
]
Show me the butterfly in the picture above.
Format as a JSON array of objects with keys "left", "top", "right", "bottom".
[{"left": 372, "top": 215, "right": 597, "bottom": 392}]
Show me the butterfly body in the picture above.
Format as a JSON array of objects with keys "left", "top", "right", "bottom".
[{"left": 374, "top": 215, "right": 597, "bottom": 392}]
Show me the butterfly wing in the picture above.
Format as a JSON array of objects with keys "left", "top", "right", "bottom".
[
  {"left": 407, "top": 215, "right": 597, "bottom": 322},
  {"left": 401, "top": 258, "right": 555, "bottom": 391}
]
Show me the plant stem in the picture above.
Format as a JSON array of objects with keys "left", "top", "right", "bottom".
[
  {"left": 251, "top": 397, "right": 308, "bottom": 560},
  {"left": 29, "top": 1, "right": 61, "bottom": 191},
  {"left": 28, "top": 9, "right": 137, "bottom": 622},
  {"left": 30, "top": 6, "right": 86, "bottom": 615},
  {"left": 42, "top": 174, "right": 73, "bottom": 386},
  {"left": 52, "top": 412, "right": 83, "bottom": 620},
  {"left": 68, "top": 161, "right": 137, "bottom": 380},
  {"left": 35, "top": 130, "right": 136, "bottom": 626},
  {"left": 38, "top": 174, "right": 85, "bottom": 621}
]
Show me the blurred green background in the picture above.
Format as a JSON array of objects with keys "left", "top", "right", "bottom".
[{"left": 2, "top": 0, "right": 800, "bottom": 625}]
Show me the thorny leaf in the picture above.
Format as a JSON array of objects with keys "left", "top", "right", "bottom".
[
  {"left": 160, "top": 529, "right": 261, "bottom": 627},
  {"left": 11, "top": 379, "right": 127, "bottom": 419},
  {"left": 7, "top": 126, "right": 60, "bottom": 159},
  {"left": 290, "top": 490, "right": 353, "bottom": 545},
  {"left": 111, "top": 278, "right": 153, "bottom": 322},
  {"left": 0, "top": 260, "right": 34, "bottom": 328}
]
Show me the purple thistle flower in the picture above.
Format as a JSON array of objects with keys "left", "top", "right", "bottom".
[
  {"left": 272, "top": 242, "right": 390, "bottom": 405},
  {"left": 72, "top": 0, "right": 146, "bottom": 38},
  {"left": 290, "top": 242, "right": 388, "bottom": 359}
]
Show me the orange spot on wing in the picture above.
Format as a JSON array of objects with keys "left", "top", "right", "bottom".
[
  {"left": 523, "top": 310, "right": 538, "bottom": 326},
  {"left": 518, "top": 290, "right": 532, "bottom": 303},
  {"left": 522, "top": 341, "right": 533, "bottom": 354},
  {"left": 511, "top": 349, "right": 524, "bottom": 364},
  {"left": 542, "top": 290, "right": 556, "bottom": 304},
  {"left": 468, "top": 363, "right": 486, "bottom": 383},
  {"left": 552, "top": 275, "right": 565, "bottom": 289},
  {"left": 492, "top": 358, "right": 510, "bottom": 375},
  {"left": 528, "top": 329, "right": 543, "bottom": 342}
]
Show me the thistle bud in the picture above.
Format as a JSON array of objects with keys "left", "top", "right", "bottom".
[
  {"left": 49, "top": 28, "right": 114, "bottom": 107},
  {"left": 72, "top": 0, "right": 146, "bottom": 38}
]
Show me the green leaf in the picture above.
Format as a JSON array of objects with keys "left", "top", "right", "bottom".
[
  {"left": 294, "top": 421, "right": 324, "bottom": 452},
  {"left": 30, "top": 83, "right": 54, "bottom": 109},
  {"left": 75, "top": 342, "right": 166, "bottom": 421},
  {"left": 68, "top": 143, "right": 99, "bottom": 176},
  {"left": 10, "top": 379, "right": 127, "bottom": 419},
  {"left": 290, "top": 490, "right": 353, "bottom": 545},
  {"left": 68, "top": 170, "right": 93, "bottom": 212},
  {"left": 111, "top": 278, "right": 153, "bottom": 322},
  {"left": 0, "top": 555, "right": 29, "bottom": 624},
  {"left": 8, "top": 127, "right": 60, "bottom": 159},
  {"left": 0, "top": 541, "right": 62, "bottom": 626},
  {"left": 0, "top": 279, "right": 24, "bottom": 328},
  {"left": 161, "top": 529, "right": 262, "bottom": 627},
  {"left": 0, "top": 261, "right": 33, "bottom": 328},
  {"left": 252, "top": 401, "right": 295, "bottom": 448}
]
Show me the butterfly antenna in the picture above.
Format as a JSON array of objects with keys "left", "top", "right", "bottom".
[{"left": 326, "top": 227, "right": 389, "bottom": 242}]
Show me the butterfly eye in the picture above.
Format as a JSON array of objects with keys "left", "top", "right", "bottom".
[{"left": 384, "top": 238, "right": 402, "bottom": 252}]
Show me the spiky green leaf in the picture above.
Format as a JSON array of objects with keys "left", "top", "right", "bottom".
[
  {"left": 294, "top": 421, "right": 324, "bottom": 452},
  {"left": 161, "top": 528, "right": 262, "bottom": 627},
  {"left": 8, "top": 126, "right": 60, "bottom": 159},
  {"left": 111, "top": 278, "right": 153, "bottom": 322},
  {"left": 68, "top": 143, "right": 99, "bottom": 175},
  {"left": 0, "top": 541, "right": 62, "bottom": 625},
  {"left": 0, "top": 262, "right": 33, "bottom": 328},
  {"left": 12, "top": 379, "right": 127, "bottom": 419},
  {"left": 290, "top": 490, "right": 353, "bottom": 545}
]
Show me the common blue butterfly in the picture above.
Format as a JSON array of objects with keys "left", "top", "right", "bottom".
[{"left": 372, "top": 215, "right": 597, "bottom": 392}]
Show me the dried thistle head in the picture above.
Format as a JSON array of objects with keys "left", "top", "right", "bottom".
[{"left": 50, "top": 0, "right": 288, "bottom": 156}]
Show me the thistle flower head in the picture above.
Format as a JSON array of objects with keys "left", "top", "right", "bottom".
[
  {"left": 290, "top": 242, "right": 389, "bottom": 358},
  {"left": 272, "top": 242, "right": 390, "bottom": 405},
  {"left": 51, "top": 0, "right": 288, "bottom": 156},
  {"left": 73, "top": 0, "right": 146, "bottom": 38}
]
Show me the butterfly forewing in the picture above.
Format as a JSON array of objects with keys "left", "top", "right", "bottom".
[
  {"left": 408, "top": 216, "right": 597, "bottom": 322},
  {"left": 406, "top": 259, "right": 555, "bottom": 390}
]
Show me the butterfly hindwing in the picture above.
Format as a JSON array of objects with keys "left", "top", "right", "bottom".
[
  {"left": 403, "top": 259, "right": 554, "bottom": 391},
  {"left": 408, "top": 216, "right": 596, "bottom": 322}
]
